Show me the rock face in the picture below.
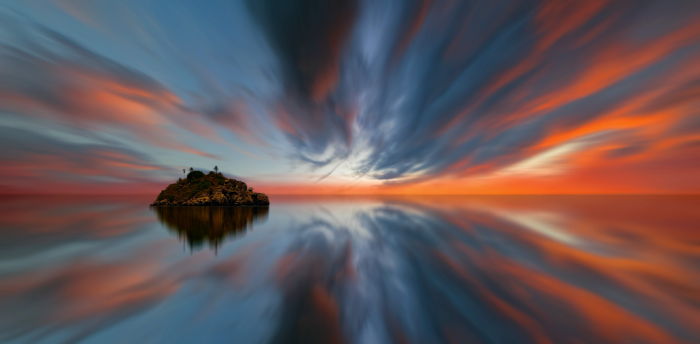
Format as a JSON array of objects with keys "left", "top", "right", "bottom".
[{"left": 150, "top": 171, "right": 269, "bottom": 206}]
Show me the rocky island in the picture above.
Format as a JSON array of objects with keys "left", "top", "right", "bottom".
[{"left": 150, "top": 169, "right": 269, "bottom": 206}]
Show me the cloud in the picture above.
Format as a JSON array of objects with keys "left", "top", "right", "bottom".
[
  {"left": 247, "top": 0, "right": 358, "bottom": 102},
  {"left": 0, "top": 15, "right": 225, "bottom": 158},
  {"left": 251, "top": 0, "right": 699, "bottom": 193},
  {"left": 0, "top": 1, "right": 698, "bottom": 193},
  {"left": 494, "top": 137, "right": 596, "bottom": 177},
  {"left": 0, "top": 125, "right": 167, "bottom": 193}
]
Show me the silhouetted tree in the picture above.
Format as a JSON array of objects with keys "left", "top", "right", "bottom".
[
  {"left": 182, "top": 168, "right": 186, "bottom": 175},
  {"left": 189, "top": 167, "right": 194, "bottom": 172},
  {"left": 214, "top": 165, "right": 219, "bottom": 173}
]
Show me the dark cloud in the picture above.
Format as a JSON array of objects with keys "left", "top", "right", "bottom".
[
  {"left": 247, "top": 0, "right": 358, "bottom": 102},
  {"left": 261, "top": 0, "right": 699, "bottom": 183},
  {"left": 245, "top": 0, "right": 363, "bottom": 166},
  {"left": 0, "top": 1, "right": 698, "bottom": 192}
]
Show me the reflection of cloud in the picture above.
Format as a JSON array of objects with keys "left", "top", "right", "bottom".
[
  {"left": 1, "top": 196, "right": 699, "bottom": 342},
  {"left": 493, "top": 211, "right": 579, "bottom": 246},
  {"left": 385, "top": 196, "right": 700, "bottom": 343},
  {"left": 440, "top": 196, "right": 583, "bottom": 245},
  {"left": 0, "top": 260, "right": 177, "bottom": 340},
  {"left": 153, "top": 206, "right": 269, "bottom": 251}
]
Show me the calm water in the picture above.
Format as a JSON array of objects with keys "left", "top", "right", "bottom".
[{"left": 0, "top": 195, "right": 698, "bottom": 344}]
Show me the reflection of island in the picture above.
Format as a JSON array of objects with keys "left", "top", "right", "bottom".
[{"left": 154, "top": 206, "right": 269, "bottom": 250}]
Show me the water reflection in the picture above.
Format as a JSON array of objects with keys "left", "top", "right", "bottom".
[
  {"left": 153, "top": 206, "right": 268, "bottom": 251},
  {"left": 0, "top": 196, "right": 698, "bottom": 343}
]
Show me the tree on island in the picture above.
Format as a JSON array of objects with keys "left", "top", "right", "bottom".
[
  {"left": 182, "top": 168, "right": 186, "bottom": 175},
  {"left": 189, "top": 167, "right": 194, "bottom": 172},
  {"left": 214, "top": 165, "right": 219, "bottom": 173}
]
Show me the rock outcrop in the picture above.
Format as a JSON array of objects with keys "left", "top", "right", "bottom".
[{"left": 150, "top": 171, "right": 269, "bottom": 206}]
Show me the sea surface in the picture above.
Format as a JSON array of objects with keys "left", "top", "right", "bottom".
[{"left": 0, "top": 195, "right": 698, "bottom": 344}]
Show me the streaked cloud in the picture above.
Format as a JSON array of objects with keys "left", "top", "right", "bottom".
[{"left": 0, "top": 0, "right": 698, "bottom": 193}]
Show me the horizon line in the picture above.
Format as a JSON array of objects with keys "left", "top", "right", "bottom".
[{"left": 3, "top": 192, "right": 699, "bottom": 197}]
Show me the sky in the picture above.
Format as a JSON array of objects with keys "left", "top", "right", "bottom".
[{"left": 0, "top": 0, "right": 699, "bottom": 195}]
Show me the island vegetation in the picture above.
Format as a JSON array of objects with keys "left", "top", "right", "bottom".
[{"left": 150, "top": 167, "right": 269, "bottom": 206}]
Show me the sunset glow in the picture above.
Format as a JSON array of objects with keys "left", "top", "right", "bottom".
[{"left": 1, "top": 1, "right": 698, "bottom": 194}]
